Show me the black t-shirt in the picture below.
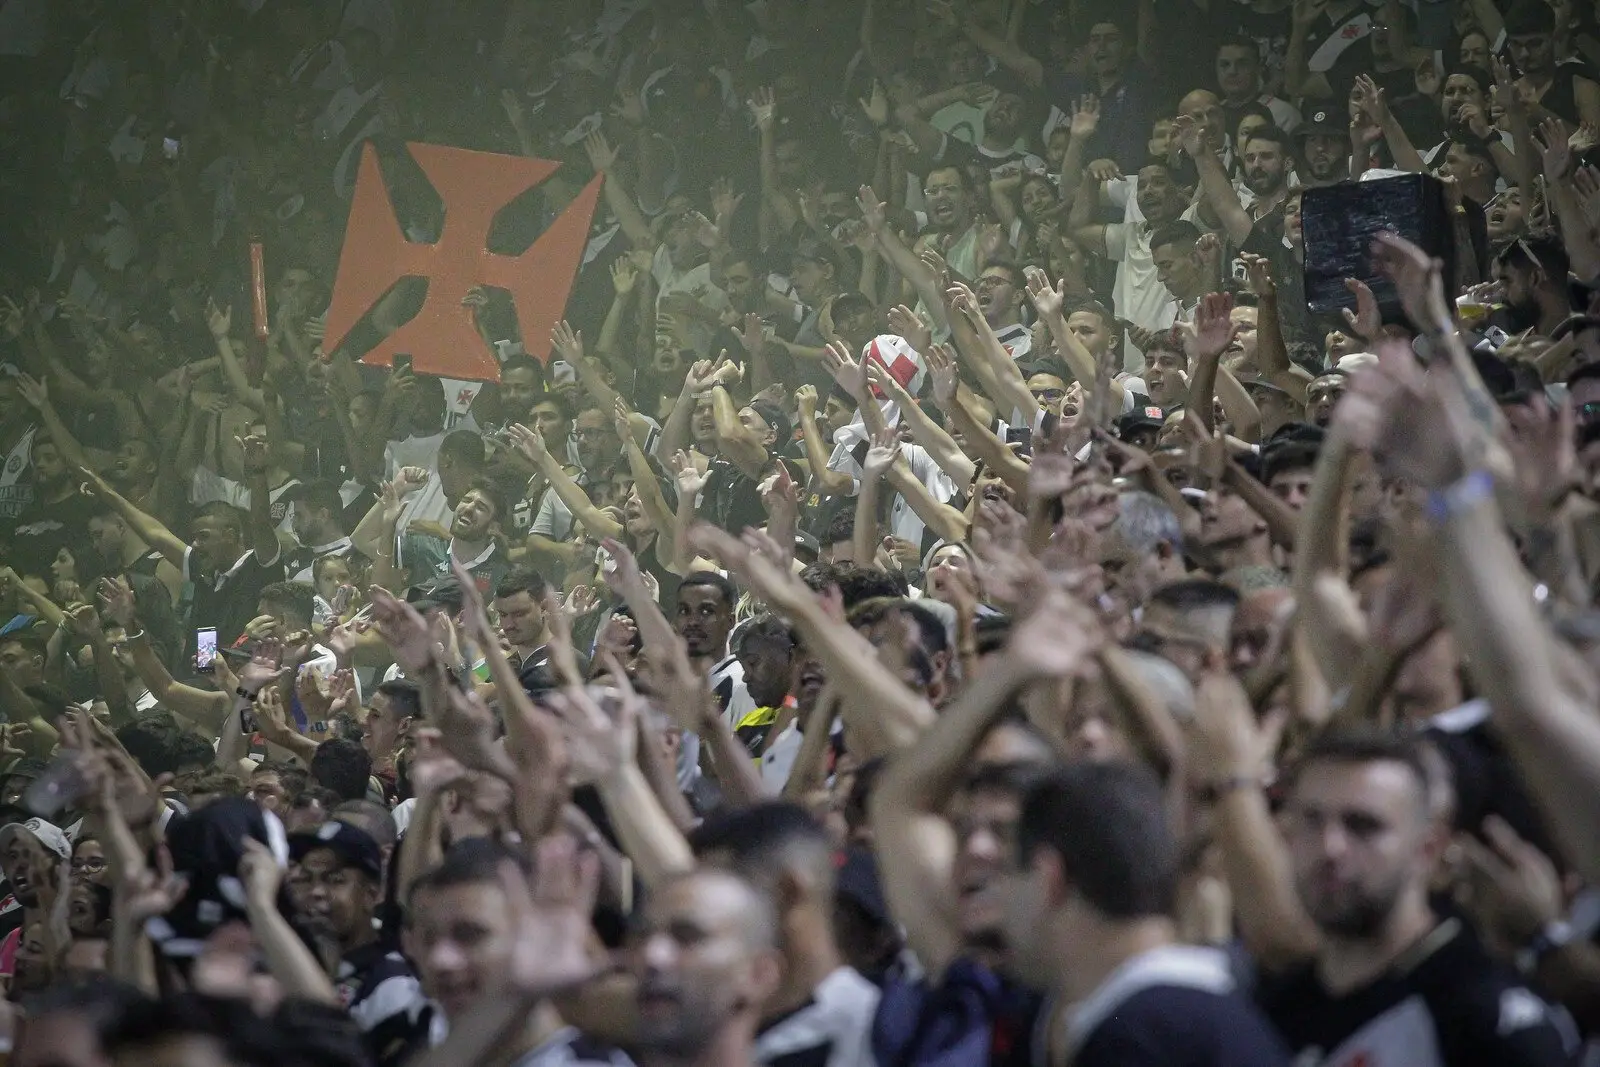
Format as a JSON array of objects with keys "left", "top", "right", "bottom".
[
  {"left": 1236, "top": 214, "right": 1319, "bottom": 350},
  {"left": 5, "top": 488, "right": 99, "bottom": 583},
  {"left": 1061, "top": 947, "right": 1291, "bottom": 1067},
  {"left": 1257, "top": 918, "right": 1581, "bottom": 1067},
  {"left": 1533, "top": 59, "right": 1600, "bottom": 126},
  {"left": 182, "top": 545, "right": 285, "bottom": 651},
  {"left": 702, "top": 455, "right": 796, "bottom": 535}
]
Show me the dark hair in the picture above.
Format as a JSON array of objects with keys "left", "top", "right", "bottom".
[
  {"left": 747, "top": 401, "right": 792, "bottom": 449},
  {"left": 332, "top": 799, "right": 399, "bottom": 850},
  {"left": 799, "top": 562, "right": 907, "bottom": 605},
  {"left": 406, "top": 837, "right": 531, "bottom": 911},
  {"left": 116, "top": 711, "right": 208, "bottom": 779},
  {"left": 1505, "top": 1, "right": 1556, "bottom": 36},
  {"left": 1286, "top": 729, "right": 1432, "bottom": 803},
  {"left": 461, "top": 475, "right": 511, "bottom": 525},
  {"left": 677, "top": 570, "right": 739, "bottom": 611},
  {"left": 1261, "top": 438, "right": 1322, "bottom": 483},
  {"left": 499, "top": 354, "right": 545, "bottom": 382},
  {"left": 830, "top": 291, "right": 875, "bottom": 323},
  {"left": 494, "top": 564, "right": 550, "bottom": 602},
  {"left": 192, "top": 501, "right": 243, "bottom": 537},
  {"left": 529, "top": 391, "right": 576, "bottom": 423},
  {"left": 1232, "top": 100, "right": 1275, "bottom": 130},
  {"left": 821, "top": 510, "right": 856, "bottom": 547},
  {"left": 1216, "top": 34, "right": 1262, "bottom": 60},
  {"left": 438, "top": 429, "right": 487, "bottom": 469},
  {"left": 290, "top": 480, "right": 343, "bottom": 519},
  {"left": 734, "top": 613, "right": 795, "bottom": 654},
  {"left": 1148, "top": 219, "right": 1202, "bottom": 253},
  {"left": 1148, "top": 577, "right": 1241, "bottom": 615},
  {"left": 1016, "top": 762, "right": 1179, "bottom": 918},
  {"left": 688, "top": 801, "right": 831, "bottom": 869},
  {"left": 309, "top": 738, "right": 372, "bottom": 802},
  {"left": 1445, "top": 65, "right": 1494, "bottom": 96},
  {"left": 254, "top": 761, "right": 310, "bottom": 802},
  {"left": 374, "top": 679, "right": 423, "bottom": 722},
  {"left": 980, "top": 258, "right": 1026, "bottom": 289},
  {"left": 257, "top": 581, "right": 317, "bottom": 628},
  {"left": 1493, "top": 230, "right": 1570, "bottom": 282},
  {"left": 1241, "top": 123, "right": 1290, "bottom": 153}
]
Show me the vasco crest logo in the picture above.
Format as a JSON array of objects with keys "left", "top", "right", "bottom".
[{"left": 323, "top": 142, "right": 602, "bottom": 382}]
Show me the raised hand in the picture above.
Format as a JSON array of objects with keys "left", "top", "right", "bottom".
[
  {"left": 610, "top": 256, "right": 640, "bottom": 295},
  {"left": 822, "top": 339, "right": 870, "bottom": 401},
  {"left": 747, "top": 86, "right": 776, "bottom": 132},
  {"left": 887, "top": 304, "right": 932, "bottom": 353},
  {"left": 500, "top": 834, "right": 603, "bottom": 997},
  {"left": 1070, "top": 95, "right": 1101, "bottom": 138},
  {"left": 668, "top": 450, "right": 709, "bottom": 499},
  {"left": 858, "top": 81, "right": 890, "bottom": 126},
  {"left": 1238, "top": 252, "right": 1276, "bottom": 298},
  {"left": 1534, "top": 115, "right": 1574, "bottom": 180},
  {"left": 1170, "top": 113, "right": 1204, "bottom": 159},
  {"left": 683, "top": 358, "right": 718, "bottom": 396},
  {"left": 856, "top": 185, "right": 888, "bottom": 235},
  {"left": 1183, "top": 292, "right": 1238, "bottom": 364},
  {"left": 551, "top": 320, "right": 584, "bottom": 363},
  {"left": 926, "top": 342, "right": 959, "bottom": 406},
  {"left": 1369, "top": 231, "right": 1452, "bottom": 331},
  {"left": 1008, "top": 588, "right": 1104, "bottom": 677},
  {"left": 238, "top": 837, "right": 285, "bottom": 907},
  {"left": 206, "top": 300, "right": 233, "bottom": 340},
  {"left": 368, "top": 586, "right": 440, "bottom": 674},
  {"left": 1352, "top": 74, "right": 1389, "bottom": 125},
  {"left": 1341, "top": 277, "right": 1382, "bottom": 340},
  {"left": 14, "top": 372, "right": 48, "bottom": 411},
  {"left": 507, "top": 422, "right": 552, "bottom": 467},
  {"left": 235, "top": 431, "right": 270, "bottom": 476},
  {"left": 862, "top": 426, "right": 901, "bottom": 480},
  {"left": 1024, "top": 266, "right": 1065, "bottom": 319},
  {"left": 710, "top": 177, "right": 745, "bottom": 225},
  {"left": 583, "top": 130, "right": 619, "bottom": 173}
]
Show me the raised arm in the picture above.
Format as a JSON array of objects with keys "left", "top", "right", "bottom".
[
  {"left": 583, "top": 131, "right": 655, "bottom": 250},
  {"left": 506, "top": 424, "right": 624, "bottom": 542},
  {"left": 1175, "top": 117, "right": 1253, "bottom": 246},
  {"left": 794, "top": 385, "right": 856, "bottom": 498},
  {"left": 79, "top": 468, "right": 188, "bottom": 568}
]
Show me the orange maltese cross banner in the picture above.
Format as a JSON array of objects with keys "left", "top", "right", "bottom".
[{"left": 324, "top": 141, "right": 601, "bottom": 382}]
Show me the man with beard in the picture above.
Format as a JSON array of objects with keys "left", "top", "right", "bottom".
[
  {"left": 85, "top": 501, "right": 181, "bottom": 604},
  {"left": 1182, "top": 115, "right": 1291, "bottom": 248},
  {"left": 491, "top": 567, "right": 555, "bottom": 684},
  {"left": 529, "top": 402, "right": 623, "bottom": 568},
  {"left": 1493, "top": 233, "right": 1574, "bottom": 337},
  {"left": 289, "top": 821, "right": 429, "bottom": 1067},
  {"left": 1258, "top": 732, "right": 1579, "bottom": 1066},
  {"left": 1294, "top": 109, "right": 1350, "bottom": 188},
  {"left": 395, "top": 479, "right": 511, "bottom": 595},
  {"left": 0, "top": 817, "right": 70, "bottom": 972},
  {"left": 1071, "top": 159, "right": 1199, "bottom": 369},
  {"left": 1047, "top": 19, "right": 1155, "bottom": 171}
]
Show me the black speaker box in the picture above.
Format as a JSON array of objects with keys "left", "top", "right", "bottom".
[{"left": 1301, "top": 174, "right": 1488, "bottom": 324}]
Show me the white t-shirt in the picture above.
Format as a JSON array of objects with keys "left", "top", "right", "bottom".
[
  {"left": 1103, "top": 175, "right": 1203, "bottom": 371},
  {"left": 190, "top": 466, "right": 301, "bottom": 533}
]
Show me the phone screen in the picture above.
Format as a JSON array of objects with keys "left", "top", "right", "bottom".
[{"left": 195, "top": 627, "right": 218, "bottom": 673}]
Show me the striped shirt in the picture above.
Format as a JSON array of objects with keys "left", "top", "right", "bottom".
[{"left": 757, "top": 966, "right": 881, "bottom": 1067}]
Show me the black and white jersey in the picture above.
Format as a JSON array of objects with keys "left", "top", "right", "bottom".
[
  {"left": 756, "top": 966, "right": 880, "bottom": 1067},
  {"left": 1044, "top": 945, "right": 1291, "bottom": 1067},
  {"left": 1258, "top": 918, "right": 1581, "bottom": 1067},
  {"left": 509, "top": 1027, "right": 635, "bottom": 1067},
  {"left": 337, "top": 941, "right": 433, "bottom": 1067}
]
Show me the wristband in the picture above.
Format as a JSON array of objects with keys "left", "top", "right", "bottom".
[
  {"left": 235, "top": 687, "right": 259, "bottom": 702},
  {"left": 1424, "top": 469, "right": 1493, "bottom": 525}
]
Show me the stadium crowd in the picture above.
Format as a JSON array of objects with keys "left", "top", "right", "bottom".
[{"left": 7, "top": 0, "right": 1600, "bottom": 1064}]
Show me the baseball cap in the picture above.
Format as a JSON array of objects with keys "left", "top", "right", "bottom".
[
  {"left": 0, "top": 817, "right": 72, "bottom": 861},
  {"left": 405, "top": 575, "right": 466, "bottom": 614},
  {"left": 1235, "top": 368, "right": 1294, "bottom": 398},
  {"left": 278, "top": 479, "right": 343, "bottom": 514},
  {"left": 1298, "top": 108, "right": 1343, "bottom": 139},
  {"left": 288, "top": 820, "right": 383, "bottom": 881},
  {"left": 1115, "top": 405, "right": 1166, "bottom": 438},
  {"left": 747, "top": 401, "right": 793, "bottom": 448}
]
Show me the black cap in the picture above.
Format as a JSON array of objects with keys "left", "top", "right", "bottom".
[
  {"left": 1298, "top": 107, "right": 1343, "bottom": 139},
  {"left": 747, "top": 401, "right": 793, "bottom": 448},
  {"left": 289, "top": 820, "right": 383, "bottom": 881},
  {"left": 405, "top": 575, "right": 465, "bottom": 613},
  {"left": 1115, "top": 404, "right": 1166, "bottom": 437},
  {"left": 278, "top": 479, "right": 343, "bottom": 513}
]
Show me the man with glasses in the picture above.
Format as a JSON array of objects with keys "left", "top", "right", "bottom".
[
  {"left": 530, "top": 402, "right": 622, "bottom": 548},
  {"left": 974, "top": 262, "right": 1032, "bottom": 360}
]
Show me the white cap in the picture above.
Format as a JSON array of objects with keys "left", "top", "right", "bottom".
[{"left": 0, "top": 817, "right": 71, "bottom": 861}]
